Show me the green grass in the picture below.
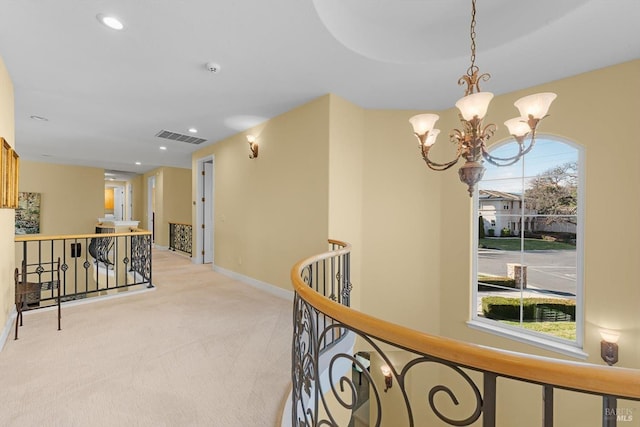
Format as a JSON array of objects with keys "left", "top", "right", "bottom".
[
  {"left": 501, "top": 321, "right": 576, "bottom": 340},
  {"left": 479, "top": 238, "right": 575, "bottom": 251}
]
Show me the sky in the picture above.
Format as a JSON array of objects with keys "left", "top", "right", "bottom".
[{"left": 479, "top": 137, "right": 579, "bottom": 194}]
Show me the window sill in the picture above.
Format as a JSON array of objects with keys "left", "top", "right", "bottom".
[{"left": 467, "top": 319, "right": 588, "bottom": 360}]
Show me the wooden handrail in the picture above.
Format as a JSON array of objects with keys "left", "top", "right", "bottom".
[
  {"left": 15, "top": 229, "right": 151, "bottom": 243},
  {"left": 291, "top": 246, "right": 640, "bottom": 400}
]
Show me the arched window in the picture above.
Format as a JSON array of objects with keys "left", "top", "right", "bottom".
[{"left": 471, "top": 137, "right": 584, "bottom": 356}]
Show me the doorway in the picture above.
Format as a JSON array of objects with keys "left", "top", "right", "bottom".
[
  {"left": 147, "top": 175, "right": 156, "bottom": 243},
  {"left": 196, "top": 156, "right": 214, "bottom": 265},
  {"left": 104, "top": 184, "right": 125, "bottom": 220}
]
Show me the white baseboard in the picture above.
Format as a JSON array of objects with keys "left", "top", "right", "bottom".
[
  {"left": 0, "top": 307, "right": 17, "bottom": 351},
  {"left": 213, "top": 265, "right": 294, "bottom": 301}
]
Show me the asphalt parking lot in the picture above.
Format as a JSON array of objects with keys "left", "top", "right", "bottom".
[{"left": 478, "top": 248, "right": 577, "bottom": 297}]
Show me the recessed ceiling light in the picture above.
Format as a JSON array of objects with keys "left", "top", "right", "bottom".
[
  {"left": 135, "top": 161, "right": 141, "bottom": 166},
  {"left": 188, "top": 128, "right": 198, "bottom": 133},
  {"left": 97, "top": 13, "right": 124, "bottom": 30},
  {"left": 159, "top": 146, "right": 167, "bottom": 151},
  {"left": 30, "top": 115, "right": 48, "bottom": 121},
  {"left": 104, "top": 172, "right": 114, "bottom": 176}
]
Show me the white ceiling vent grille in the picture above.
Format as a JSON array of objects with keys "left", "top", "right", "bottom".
[{"left": 155, "top": 130, "right": 207, "bottom": 145}]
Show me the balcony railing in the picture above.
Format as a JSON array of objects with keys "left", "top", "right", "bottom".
[
  {"left": 291, "top": 240, "right": 640, "bottom": 427},
  {"left": 168, "top": 222, "right": 192, "bottom": 256},
  {"left": 15, "top": 229, "right": 153, "bottom": 308},
  {"left": 298, "top": 239, "right": 352, "bottom": 354}
]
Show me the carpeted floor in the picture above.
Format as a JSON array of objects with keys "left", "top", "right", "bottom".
[{"left": 0, "top": 250, "right": 293, "bottom": 426}]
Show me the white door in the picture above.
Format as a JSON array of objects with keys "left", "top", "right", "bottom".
[
  {"left": 203, "top": 161, "right": 214, "bottom": 263},
  {"left": 147, "top": 176, "right": 156, "bottom": 242},
  {"left": 113, "top": 186, "right": 125, "bottom": 220}
]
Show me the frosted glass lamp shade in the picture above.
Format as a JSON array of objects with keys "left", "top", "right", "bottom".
[
  {"left": 409, "top": 113, "right": 439, "bottom": 136},
  {"left": 455, "top": 92, "right": 494, "bottom": 120},
  {"left": 504, "top": 118, "right": 530, "bottom": 137},
  {"left": 424, "top": 129, "right": 440, "bottom": 146},
  {"left": 514, "top": 92, "right": 557, "bottom": 119},
  {"left": 600, "top": 329, "right": 620, "bottom": 344}
]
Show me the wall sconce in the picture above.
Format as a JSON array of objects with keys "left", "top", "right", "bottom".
[
  {"left": 600, "top": 330, "right": 620, "bottom": 366},
  {"left": 380, "top": 365, "right": 393, "bottom": 392},
  {"left": 247, "top": 135, "right": 259, "bottom": 159}
]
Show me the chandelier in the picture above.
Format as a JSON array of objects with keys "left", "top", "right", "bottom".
[{"left": 409, "top": 0, "right": 556, "bottom": 196}]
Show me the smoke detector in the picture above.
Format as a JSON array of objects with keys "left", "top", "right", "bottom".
[{"left": 205, "top": 62, "right": 221, "bottom": 73}]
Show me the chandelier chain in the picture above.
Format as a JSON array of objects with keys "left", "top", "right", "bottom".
[{"left": 468, "top": 0, "right": 478, "bottom": 76}]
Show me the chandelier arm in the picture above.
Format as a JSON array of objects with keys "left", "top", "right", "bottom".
[
  {"left": 482, "top": 123, "right": 540, "bottom": 166},
  {"left": 421, "top": 153, "right": 461, "bottom": 171},
  {"left": 519, "top": 126, "right": 539, "bottom": 157},
  {"left": 482, "top": 151, "right": 523, "bottom": 168}
]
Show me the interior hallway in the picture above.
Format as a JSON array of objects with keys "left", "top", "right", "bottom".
[{"left": 0, "top": 250, "right": 292, "bottom": 426}]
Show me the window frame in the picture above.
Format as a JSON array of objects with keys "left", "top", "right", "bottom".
[{"left": 468, "top": 135, "right": 586, "bottom": 358}]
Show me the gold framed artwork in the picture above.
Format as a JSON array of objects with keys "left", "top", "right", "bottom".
[{"left": 0, "top": 137, "right": 19, "bottom": 209}]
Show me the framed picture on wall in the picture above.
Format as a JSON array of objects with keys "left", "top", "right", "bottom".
[
  {"left": 1, "top": 138, "right": 10, "bottom": 208},
  {"left": 9, "top": 148, "right": 19, "bottom": 208},
  {"left": 15, "top": 192, "right": 40, "bottom": 234},
  {"left": 0, "top": 137, "right": 19, "bottom": 209}
]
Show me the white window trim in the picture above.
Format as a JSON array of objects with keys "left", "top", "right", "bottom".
[{"left": 470, "top": 136, "right": 585, "bottom": 358}]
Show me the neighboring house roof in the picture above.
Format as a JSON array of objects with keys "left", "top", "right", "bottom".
[{"left": 479, "top": 190, "right": 522, "bottom": 201}]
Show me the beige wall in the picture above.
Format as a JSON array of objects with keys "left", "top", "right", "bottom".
[
  {"left": 192, "top": 95, "right": 331, "bottom": 291},
  {"left": 189, "top": 62, "right": 639, "bottom": 424},
  {"left": 432, "top": 61, "right": 640, "bottom": 426},
  {"left": 187, "top": 63, "right": 640, "bottom": 362},
  {"left": 359, "top": 108, "right": 444, "bottom": 334},
  {"left": 0, "top": 56, "right": 15, "bottom": 336},
  {"left": 130, "top": 174, "right": 144, "bottom": 224},
  {"left": 328, "top": 94, "right": 365, "bottom": 310},
  {"left": 19, "top": 161, "right": 104, "bottom": 235},
  {"left": 162, "top": 167, "right": 191, "bottom": 226},
  {"left": 351, "top": 60, "right": 640, "bottom": 426},
  {"left": 143, "top": 166, "right": 191, "bottom": 247},
  {"left": 438, "top": 60, "right": 640, "bottom": 368}
]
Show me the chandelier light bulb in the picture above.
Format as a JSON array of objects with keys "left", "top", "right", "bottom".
[
  {"left": 424, "top": 129, "right": 440, "bottom": 146},
  {"left": 600, "top": 329, "right": 620, "bottom": 344},
  {"left": 455, "top": 92, "right": 494, "bottom": 121},
  {"left": 409, "top": 113, "right": 439, "bottom": 136},
  {"left": 514, "top": 92, "right": 557, "bottom": 119},
  {"left": 504, "top": 118, "right": 531, "bottom": 137}
]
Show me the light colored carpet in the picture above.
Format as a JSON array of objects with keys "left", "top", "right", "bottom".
[{"left": 0, "top": 250, "right": 293, "bottom": 426}]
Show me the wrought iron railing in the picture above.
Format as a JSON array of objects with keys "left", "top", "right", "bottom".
[
  {"left": 15, "top": 229, "right": 153, "bottom": 308},
  {"left": 299, "top": 240, "right": 352, "bottom": 354},
  {"left": 168, "top": 222, "right": 192, "bottom": 256},
  {"left": 291, "top": 241, "right": 640, "bottom": 427}
]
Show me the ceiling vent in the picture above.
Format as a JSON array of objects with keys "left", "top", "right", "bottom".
[{"left": 155, "top": 130, "right": 207, "bottom": 145}]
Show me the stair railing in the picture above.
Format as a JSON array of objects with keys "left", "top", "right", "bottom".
[{"left": 291, "top": 240, "right": 640, "bottom": 427}]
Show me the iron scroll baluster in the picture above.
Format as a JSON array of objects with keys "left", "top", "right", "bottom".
[{"left": 291, "top": 240, "right": 640, "bottom": 427}]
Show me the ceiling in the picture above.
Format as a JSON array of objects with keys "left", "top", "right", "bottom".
[{"left": 0, "top": 0, "right": 638, "bottom": 181}]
